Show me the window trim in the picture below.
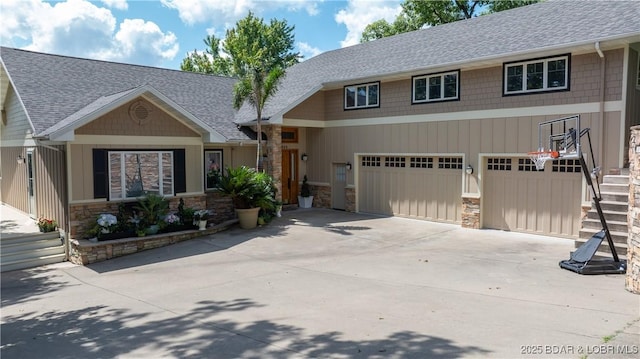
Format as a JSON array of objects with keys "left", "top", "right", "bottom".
[
  {"left": 281, "top": 127, "right": 298, "bottom": 143},
  {"left": 503, "top": 54, "right": 570, "bottom": 96},
  {"left": 344, "top": 81, "right": 380, "bottom": 110},
  {"left": 107, "top": 150, "right": 174, "bottom": 200},
  {"left": 412, "top": 70, "right": 460, "bottom": 104},
  {"left": 205, "top": 149, "right": 223, "bottom": 191}
]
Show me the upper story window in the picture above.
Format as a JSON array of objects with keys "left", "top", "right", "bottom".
[
  {"left": 344, "top": 82, "right": 379, "bottom": 110},
  {"left": 413, "top": 70, "right": 459, "bottom": 103},
  {"left": 503, "top": 54, "right": 569, "bottom": 95}
]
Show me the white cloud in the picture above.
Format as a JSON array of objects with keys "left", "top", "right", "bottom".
[
  {"left": 101, "top": 0, "right": 128, "bottom": 11},
  {"left": 101, "top": 19, "right": 179, "bottom": 64},
  {"left": 161, "top": 0, "right": 322, "bottom": 25},
  {"left": 0, "top": 0, "right": 178, "bottom": 67},
  {"left": 334, "top": 0, "right": 402, "bottom": 47},
  {"left": 297, "top": 41, "right": 322, "bottom": 59}
]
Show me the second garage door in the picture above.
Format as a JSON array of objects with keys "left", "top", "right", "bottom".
[
  {"left": 483, "top": 157, "right": 583, "bottom": 237},
  {"left": 358, "top": 155, "right": 462, "bottom": 223}
]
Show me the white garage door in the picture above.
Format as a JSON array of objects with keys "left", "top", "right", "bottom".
[
  {"left": 358, "top": 155, "right": 462, "bottom": 223},
  {"left": 483, "top": 157, "right": 583, "bottom": 237}
]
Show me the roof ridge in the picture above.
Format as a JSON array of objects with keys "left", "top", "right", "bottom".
[{"left": 0, "top": 46, "right": 236, "bottom": 80}]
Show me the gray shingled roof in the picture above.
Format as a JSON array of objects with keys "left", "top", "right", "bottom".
[
  {"left": 0, "top": 46, "right": 251, "bottom": 141},
  {"left": 237, "top": 0, "right": 640, "bottom": 123}
]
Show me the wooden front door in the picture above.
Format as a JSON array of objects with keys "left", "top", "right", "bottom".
[{"left": 282, "top": 149, "right": 299, "bottom": 204}]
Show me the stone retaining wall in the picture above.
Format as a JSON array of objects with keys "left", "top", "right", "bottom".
[
  {"left": 627, "top": 125, "right": 640, "bottom": 294},
  {"left": 206, "top": 191, "right": 235, "bottom": 223},
  {"left": 69, "top": 194, "right": 206, "bottom": 240},
  {"left": 69, "top": 219, "right": 237, "bottom": 265}
]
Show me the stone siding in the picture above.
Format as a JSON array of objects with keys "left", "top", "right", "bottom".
[
  {"left": 461, "top": 196, "right": 481, "bottom": 229},
  {"left": 69, "top": 219, "right": 236, "bottom": 265},
  {"left": 310, "top": 184, "right": 331, "bottom": 208},
  {"left": 266, "top": 125, "right": 283, "bottom": 202},
  {"left": 206, "top": 191, "right": 235, "bottom": 223},
  {"left": 627, "top": 126, "right": 640, "bottom": 294},
  {"left": 345, "top": 187, "right": 356, "bottom": 212}
]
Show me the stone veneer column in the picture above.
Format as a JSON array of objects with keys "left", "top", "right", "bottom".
[
  {"left": 265, "top": 125, "right": 282, "bottom": 202},
  {"left": 461, "top": 196, "right": 481, "bottom": 229},
  {"left": 626, "top": 126, "right": 640, "bottom": 294}
]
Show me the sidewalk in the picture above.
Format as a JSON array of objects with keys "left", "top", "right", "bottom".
[{"left": 0, "top": 204, "right": 39, "bottom": 236}]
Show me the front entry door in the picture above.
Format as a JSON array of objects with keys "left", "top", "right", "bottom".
[
  {"left": 282, "top": 149, "right": 298, "bottom": 204},
  {"left": 332, "top": 163, "right": 347, "bottom": 210}
]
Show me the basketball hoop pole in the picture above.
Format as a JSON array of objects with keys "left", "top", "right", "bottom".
[{"left": 531, "top": 115, "right": 625, "bottom": 274}]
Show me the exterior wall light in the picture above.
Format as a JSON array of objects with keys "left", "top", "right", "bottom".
[
  {"left": 16, "top": 155, "right": 25, "bottom": 164},
  {"left": 465, "top": 164, "right": 473, "bottom": 175},
  {"left": 346, "top": 162, "right": 352, "bottom": 171},
  {"left": 301, "top": 153, "right": 308, "bottom": 161}
]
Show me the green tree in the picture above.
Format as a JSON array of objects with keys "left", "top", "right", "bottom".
[
  {"left": 182, "top": 12, "right": 299, "bottom": 170},
  {"left": 361, "top": 0, "right": 541, "bottom": 42}
]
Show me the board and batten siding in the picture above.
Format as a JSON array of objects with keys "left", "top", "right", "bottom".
[
  {"left": 1, "top": 147, "right": 29, "bottom": 212},
  {"left": 0, "top": 145, "right": 68, "bottom": 230},
  {"left": 304, "top": 112, "right": 613, "bottom": 194},
  {"left": 34, "top": 145, "right": 68, "bottom": 231}
]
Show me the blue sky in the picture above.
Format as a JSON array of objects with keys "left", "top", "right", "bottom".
[{"left": 1, "top": 0, "right": 403, "bottom": 70}]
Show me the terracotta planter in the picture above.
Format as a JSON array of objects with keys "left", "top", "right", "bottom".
[{"left": 235, "top": 207, "right": 260, "bottom": 229}]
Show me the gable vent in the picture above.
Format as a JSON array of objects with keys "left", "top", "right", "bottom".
[{"left": 129, "top": 101, "right": 151, "bottom": 125}]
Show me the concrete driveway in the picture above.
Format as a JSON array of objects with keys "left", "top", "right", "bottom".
[{"left": 2, "top": 209, "right": 638, "bottom": 358}]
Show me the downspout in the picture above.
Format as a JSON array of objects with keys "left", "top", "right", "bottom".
[{"left": 595, "top": 42, "right": 605, "bottom": 174}]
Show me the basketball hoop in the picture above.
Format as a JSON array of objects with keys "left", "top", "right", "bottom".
[{"left": 527, "top": 150, "right": 560, "bottom": 171}]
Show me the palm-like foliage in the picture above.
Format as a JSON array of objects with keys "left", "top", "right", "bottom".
[
  {"left": 216, "top": 166, "right": 276, "bottom": 211},
  {"left": 181, "top": 12, "right": 299, "bottom": 171}
]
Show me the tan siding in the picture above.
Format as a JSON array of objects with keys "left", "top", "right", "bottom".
[
  {"left": 70, "top": 143, "right": 203, "bottom": 201},
  {"left": 1, "top": 147, "right": 28, "bottom": 212},
  {"left": 76, "top": 98, "right": 200, "bottom": 137},
  {"left": 359, "top": 161, "right": 462, "bottom": 223},
  {"left": 484, "top": 158, "right": 582, "bottom": 237},
  {"left": 283, "top": 92, "right": 325, "bottom": 121},
  {"left": 34, "top": 145, "right": 68, "bottom": 231},
  {"left": 1, "top": 86, "right": 32, "bottom": 141},
  {"left": 290, "top": 51, "right": 624, "bottom": 124},
  {"left": 305, "top": 111, "right": 615, "bottom": 189}
]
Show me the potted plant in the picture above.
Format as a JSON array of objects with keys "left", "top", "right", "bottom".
[
  {"left": 216, "top": 166, "right": 276, "bottom": 229},
  {"left": 298, "top": 175, "right": 314, "bottom": 208},
  {"left": 194, "top": 209, "right": 209, "bottom": 230},
  {"left": 37, "top": 217, "right": 58, "bottom": 233},
  {"left": 134, "top": 193, "right": 169, "bottom": 235}
]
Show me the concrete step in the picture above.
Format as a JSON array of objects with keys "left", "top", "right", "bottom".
[
  {"left": 603, "top": 175, "right": 628, "bottom": 185},
  {"left": 586, "top": 209, "right": 627, "bottom": 222},
  {"left": 0, "top": 253, "right": 66, "bottom": 272},
  {"left": 599, "top": 183, "right": 628, "bottom": 194},
  {"left": 599, "top": 191, "right": 629, "bottom": 202},
  {"left": 581, "top": 218, "right": 628, "bottom": 233},
  {"left": 598, "top": 201, "right": 629, "bottom": 212},
  {"left": 1, "top": 237, "right": 63, "bottom": 253},
  {"left": 579, "top": 227, "right": 627, "bottom": 244},
  {"left": 0, "top": 231, "right": 60, "bottom": 245},
  {"left": 2, "top": 244, "right": 65, "bottom": 263},
  {"left": 574, "top": 237, "right": 627, "bottom": 257}
]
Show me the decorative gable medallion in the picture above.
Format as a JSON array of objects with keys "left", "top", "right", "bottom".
[{"left": 129, "top": 101, "right": 151, "bottom": 125}]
